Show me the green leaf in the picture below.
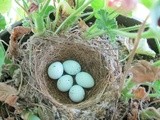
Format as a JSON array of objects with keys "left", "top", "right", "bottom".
[
  {"left": 91, "top": 0, "right": 104, "bottom": 10},
  {"left": 22, "top": 19, "right": 31, "bottom": 28},
  {"left": 0, "top": 14, "right": 6, "bottom": 30},
  {"left": 95, "top": 9, "right": 118, "bottom": 41},
  {"left": 0, "top": 42, "right": 5, "bottom": 76},
  {"left": 44, "top": 5, "right": 55, "bottom": 18},
  {"left": 95, "top": 10, "right": 117, "bottom": 30},
  {"left": 0, "top": 0, "right": 12, "bottom": 13},
  {"left": 37, "top": 0, "right": 45, "bottom": 3},
  {"left": 140, "top": 0, "right": 153, "bottom": 8},
  {"left": 152, "top": 80, "right": 160, "bottom": 94}
]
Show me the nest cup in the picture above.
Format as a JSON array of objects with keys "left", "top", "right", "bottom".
[{"left": 20, "top": 35, "right": 119, "bottom": 109}]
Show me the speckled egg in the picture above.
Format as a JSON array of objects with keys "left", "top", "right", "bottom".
[
  {"left": 69, "top": 85, "right": 85, "bottom": 102},
  {"left": 57, "top": 75, "right": 73, "bottom": 92},
  {"left": 48, "top": 61, "right": 64, "bottom": 79},
  {"left": 75, "top": 72, "right": 95, "bottom": 88},
  {"left": 63, "top": 60, "right": 81, "bottom": 75}
]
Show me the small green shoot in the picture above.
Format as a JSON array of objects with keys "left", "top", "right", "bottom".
[
  {"left": 0, "top": 14, "right": 6, "bottom": 30},
  {"left": 84, "top": 9, "right": 118, "bottom": 42},
  {"left": 0, "top": 41, "right": 5, "bottom": 77}
]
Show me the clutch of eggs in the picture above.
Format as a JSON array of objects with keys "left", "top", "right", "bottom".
[{"left": 47, "top": 60, "right": 95, "bottom": 103}]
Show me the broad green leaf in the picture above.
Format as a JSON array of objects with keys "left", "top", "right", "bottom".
[
  {"left": 44, "top": 6, "right": 55, "bottom": 18},
  {"left": 16, "top": 7, "right": 27, "bottom": 20},
  {"left": 91, "top": 0, "right": 104, "bottom": 10},
  {"left": 152, "top": 80, "right": 160, "bottom": 93},
  {"left": 95, "top": 9, "right": 117, "bottom": 41},
  {"left": 140, "top": 0, "right": 153, "bottom": 8},
  {"left": 0, "top": 0, "right": 12, "bottom": 13},
  {"left": 95, "top": 10, "right": 117, "bottom": 30},
  {"left": 136, "top": 38, "right": 156, "bottom": 58},
  {"left": 0, "top": 42, "right": 5, "bottom": 76},
  {"left": 0, "top": 14, "right": 6, "bottom": 30}
]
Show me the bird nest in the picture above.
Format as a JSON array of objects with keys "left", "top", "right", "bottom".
[{"left": 11, "top": 33, "right": 122, "bottom": 119}]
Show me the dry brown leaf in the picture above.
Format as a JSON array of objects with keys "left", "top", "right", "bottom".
[
  {"left": 130, "top": 60, "right": 160, "bottom": 83},
  {"left": 8, "top": 26, "right": 31, "bottom": 58},
  {"left": 132, "top": 87, "right": 148, "bottom": 100},
  {"left": 5, "top": 95, "right": 18, "bottom": 106},
  {"left": 28, "top": 3, "right": 38, "bottom": 13},
  {"left": 127, "top": 101, "right": 139, "bottom": 120},
  {"left": 0, "top": 83, "right": 18, "bottom": 106}
]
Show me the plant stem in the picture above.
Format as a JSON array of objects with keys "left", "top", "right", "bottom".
[
  {"left": 119, "top": 24, "right": 149, "bottom": 32},
  {"left": 55, "top": 0, "right": 93, "bottom": 34},
  {"left": 154, "top": 38, "right": 160, "bottom": 53},
  {"left": 83, "top": 12, "right": 94, "bottom": 22},
  {"left": 122, "top": 78, "right": 136, "bottom": 95},
  {"left": 120, "top": 15, "right": 149, "bottom": 96},
  {"left": 85, "top": 30, "right": 106, "bottom": 39},
  {"left": 33, "top": 13, "right": 46, "bottom": 35},
  {"left": 111, "top": 28, "right": 155, "bottom": 39},
  {"left": 52, "top": 3, "right": 60, "bottom": 31},
  {"left": 40, "top": 0, "right": 51, "bottom": 15},
  {"left": 121, "top": 78, "right": 135, "bottom": 101},
  {"left": 85, "top": 28, "right": 154, "bottom": 40}
]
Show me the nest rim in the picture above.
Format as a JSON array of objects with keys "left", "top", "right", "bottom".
[{"left": 18, "top": 34, "right": 121, "bottom": 109}]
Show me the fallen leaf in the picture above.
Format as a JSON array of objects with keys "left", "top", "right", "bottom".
[
  {"left": 28, "top": 3, "right": 38, "bottom": 13},
  {"left": 130, "top": 60, "right": 160, "bottom": 84},
  {"left": 5, "top": 95, "right": 18, "bottom": 106},
  {"left": 8, "top": 26, "right": 31, "bottom": 58},
  {"left": 0, "top": 83, "right": 18, "bottom": 106},
  {"left": 132, "top": 87, "right": 148, "bottom": 100},
  {"left": 127, "top": 101, "right": 139, "bottom": 120}
]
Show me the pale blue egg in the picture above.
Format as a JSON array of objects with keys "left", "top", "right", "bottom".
[
  {"left": 69, "top": 85, "right": 85, "bottom": 102},
  {"left": 75, "top": 72, "right": 95, "bottom": 88},
  {"left": 48, "top": 62, "right": 63, "bottom": 79},
  {"left": 57, "top": 75, "right": 73, "bottom": 92},
  {"left": 63, "top": 60, "right": 81, "bottom": 75}
]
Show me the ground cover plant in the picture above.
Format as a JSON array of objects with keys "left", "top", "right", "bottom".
[{"left": 0, "top": 0, "right": 160, "bottom": 119}]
